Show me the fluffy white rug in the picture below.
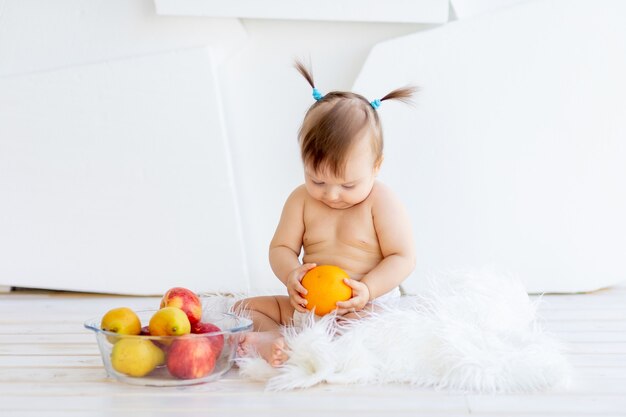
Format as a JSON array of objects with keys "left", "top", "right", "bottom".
[{"left": 211, "top": 269, "right": 571, "bottom": 392}]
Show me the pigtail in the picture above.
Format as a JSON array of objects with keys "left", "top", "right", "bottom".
[
  {"left": 380, "top": 86, "right": 419, "bottom": 105},
  {"left": 294, "top": 60, "right": 316, "bottom": 89}
]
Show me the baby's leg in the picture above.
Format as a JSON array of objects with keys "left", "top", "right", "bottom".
[
  {"left": 233, "top": 295, "right": 295, "bottom": 331},
  {"left": 233, "top": 295, "right": 294, "bottom": 366}
]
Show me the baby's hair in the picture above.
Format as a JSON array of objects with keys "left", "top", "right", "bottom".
[
  {"left": 378, "top": 87, "right": 417, "bottom": 105},
  {"left": 294, "top": 60, "right": 316, "bottom": 90},
  {"left": 294, "top": 60, "right": 417, "bottom": 177}
]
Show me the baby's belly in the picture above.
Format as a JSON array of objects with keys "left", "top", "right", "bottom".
[{"left": 302, "top": 241, "right": 382, "bottom": 279}]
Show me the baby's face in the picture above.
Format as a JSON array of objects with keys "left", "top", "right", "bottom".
[{"left": 304, "top": 133, "right": 380, "bottom": 210}]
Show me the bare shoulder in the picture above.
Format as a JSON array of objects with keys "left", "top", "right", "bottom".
[
  {"left": 369, "top": 181, "right": 405, "bottom": 209},
  {"left": 275, "top": 184, "right": 307, "bottom": 225},
  {"left": 284, "top": 184, "right": 307, "bottom": 206},
  {"left": 271, "top": 185, "right": 307, "bottom": 250}
]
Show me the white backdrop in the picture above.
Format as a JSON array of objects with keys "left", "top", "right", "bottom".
[
  {"left": 355, "top": 0, "right": 626, "bottom": 293},
  {"left": 0, "top": 48, "right": 247, "bottom": 295},
  {"left": 1, "top": 0, "right": 624, "bottom": 294}
]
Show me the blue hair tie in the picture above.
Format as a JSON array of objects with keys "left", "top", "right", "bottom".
[
  {"left": 370, "top": 99, "right": 381, "bottom": 110},
  {"left": 312, "top": 88, "right": 323, "bottom": 101}
]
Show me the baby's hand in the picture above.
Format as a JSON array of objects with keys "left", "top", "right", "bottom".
[
  {"left": 335, "top": 279, "right": 370, "bottom": 316},
  {"left": 286, "top": 263, "right": 317, "bottom": 313}
]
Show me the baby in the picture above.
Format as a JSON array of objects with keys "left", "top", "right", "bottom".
[{"left": 236, "top": 61, "right": 416, "bottom": 366}]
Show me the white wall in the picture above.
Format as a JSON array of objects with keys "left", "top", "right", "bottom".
[
  {"left": 0, "top": 0, "right": 426, "bottom": 294},
  {"left": 1, "top": 0, "right": 624, "bottom": 294},
  {"left": 355, "top": 0, "right": 626, "bottom": 294}
]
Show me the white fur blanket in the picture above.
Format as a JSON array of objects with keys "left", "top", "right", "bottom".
[{"left": 207, "top": 270, "right": 571, "bottom": 392}]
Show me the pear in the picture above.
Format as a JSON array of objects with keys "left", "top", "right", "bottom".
[{"left": 111, "top": 338, "right": 165, "bottom": 377}]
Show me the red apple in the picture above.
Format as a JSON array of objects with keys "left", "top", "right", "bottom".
[
  {"left": 166, "top": 337, "right": 216, "bottom": 379},
  {"left": 191, "top": 322, "right": 224, "bottom": 355},
  {"left": 160, "top": 287, "right": 202, "bottom": 326}
]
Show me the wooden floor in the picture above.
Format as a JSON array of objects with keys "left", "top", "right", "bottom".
[{"left": 1, "top": 285, "right": 625, "bottom": 417}]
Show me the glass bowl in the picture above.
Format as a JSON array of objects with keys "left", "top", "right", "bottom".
[{"left": 84, "top": 310, "right": 252, "bottom": 386}]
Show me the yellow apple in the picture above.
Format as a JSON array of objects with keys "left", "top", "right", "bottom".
[
  {"left": 148, "top": 307, "right": 191, "bottom": 337},
  {"left": 100, "top": 307, "right": 141, "bottom": 335}
]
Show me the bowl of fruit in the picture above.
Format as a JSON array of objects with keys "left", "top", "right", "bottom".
[{"left": 84, "top": 287, "right": 253, "bottom": 386}]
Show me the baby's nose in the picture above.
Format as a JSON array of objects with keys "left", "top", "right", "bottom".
[{"left": 325, "top": 187, "right": 341, "bottom": 201}]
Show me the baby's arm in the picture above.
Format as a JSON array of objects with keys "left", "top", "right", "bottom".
[
  {"left": 363, "top": 185, "right": 416, "bottom": 298},
  {"left": 337, "top": 184, "right": 416, "bottom": 313},
  {"left": 269, "top": 186, "right": 316, "bottom": 312}
]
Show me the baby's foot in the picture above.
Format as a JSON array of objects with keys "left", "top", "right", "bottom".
[{"left": 237, "top": 331, "right": 289, "bottom": 367}]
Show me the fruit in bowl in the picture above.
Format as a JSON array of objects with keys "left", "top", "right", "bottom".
[
  {"left": 111, "top": 338, "right": 165, "bottom": 377},
  {"left": 160, "top": 287, "right": 203, "bottom": 326},
  {"left": 192, "top": 321, "right": 225, "bottom": 354},
  {"left": 167, "top": 337, "right": 217, "bottom": 379},
  {"left": 85, "top": 307, "right": 252, "bottom": 386},
  {"left": 301, "top": 265, "right": 353, "bottom": 316},
  {"left": 101, "top": 307, "right": 141, "bottom": 335},
  {"left": 149, "top": 306, "right": 191, "bottom": 337}
]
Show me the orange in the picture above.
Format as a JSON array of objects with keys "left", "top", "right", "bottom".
[{"left": 301, "top": 265, "right": 352, "bottom": 316}]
